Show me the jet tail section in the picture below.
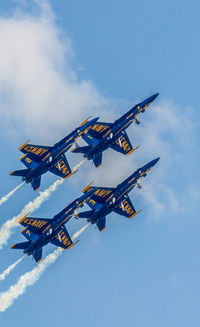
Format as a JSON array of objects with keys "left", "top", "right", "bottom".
[
  {"left": 31, "top": 177, "right": 41, "bottom": 191},
  {"left": 71, "top": 146, "right": 90, "bottom": 154},
  {"left": 33, "top": 248, "right": 43, "bottom": 263},
  {"left": 96, "top": 217, "right": 106, "bottom": 232},
  {"left": 77, "top": 210, "right": 94, "bottom": 218},
  {"left": 93, "top": 153, "right": 103, "bottom": 168},
  {"left": 9, "top": 169, "right": 29, "bottom": 177},
  {"left": 11, "top": 241, "right": 30, "bottom": 250}
]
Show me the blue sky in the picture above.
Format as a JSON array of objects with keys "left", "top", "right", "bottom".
[{"left": 0, "top": 0, "right": 199, "bottom": 326}]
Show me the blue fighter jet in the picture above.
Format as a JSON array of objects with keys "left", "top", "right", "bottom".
[
  {"left": 11, "top": 189, "right": 96, "bottom": 262},
  {"left": 76, "top": 158, "right": 160, "bottom": 231},
  {"left": 71, "top": 94, "right": 159, "bottom": 168},
  {"left": 10, "top": 117, "right": 99, "bottom": 190}
]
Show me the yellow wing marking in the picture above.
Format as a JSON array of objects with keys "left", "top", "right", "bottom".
[
  {"left": 129, "top": 209, "right": 143, "bottom": 219},
  {"left": 55, "top": 159, "right": 70, "bottom": 176},
  {"left": 19, "top": 139, "right": 31, "bottom": 151}
]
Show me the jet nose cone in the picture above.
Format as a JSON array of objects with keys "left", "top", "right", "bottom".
[
  {"left": 151, "top": 157, "right": 160, "bottom": 166},
  {"left": 150, "top": 93, "right": 159, "bottom": 102}
]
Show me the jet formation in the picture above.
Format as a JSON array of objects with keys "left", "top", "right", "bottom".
[
  {"left": 9, "top": 117, "right": 98, "bottom": 190},
  {"left": 10, "top": 93, "right": 160, "bottom": 262}
]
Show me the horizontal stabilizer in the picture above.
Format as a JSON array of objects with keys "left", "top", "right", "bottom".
[
  {"left": 9, "top": 169, "right": 29, "bottom": 177},
  {"left": 93, "top": 153, "right": 103, "bottom": 168},
  {"left": 31, "top": 176, "right": 41, "bottom": 191},
  {"left": 11, "top": 241, "right": 30, "bottom": 250},
  {"left": 96, "top": 217, "right": 106, "bottom": 232},
  {"left": 71, "top": 146, "right": 90, "bottom": 154},
  {"left": 77, "top": 210, "right": 94, "bottom": 218},
  {"left": 33, "top": 248, "right": 43, "bottom": 263}
]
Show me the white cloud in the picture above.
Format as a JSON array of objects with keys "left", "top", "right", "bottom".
[
  {"left": 0, "top": 0, "right": 198, "bottom": 220},
  {"left": 0, "top": 0, "right": 111, "bottom": 142}
]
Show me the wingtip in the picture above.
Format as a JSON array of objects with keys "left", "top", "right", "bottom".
[
  {"left": 18, "top": 212, "right": 30, "bottom": 223},
  {"left": 129, "top": 209, "right": 143, "bottom": 219},
  {"left": 18, "top": 139, "right": 31, "bottom": 151},
  {"left": 36, "top": 258, "right": 42, "bottom": 263},
  {"left": 67, "top": 240, "right": 80, "bottom": 249},
  {"left": 80, "top": 116, "right": 92, "bottom": 126},
  {"left": 20, "top": 154, "right": 26, "bottom": 161},
  {"left": 126, "top": 146, "right": 139, "bottom": 156},
  {"left": 82, "top": 181, "right": 94, "bottom": 193}
]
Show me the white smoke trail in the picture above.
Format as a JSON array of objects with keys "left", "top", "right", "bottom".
[
  {"left": 0, "top": 178, "right": 64, "bottom": 250},
  {"left": 0, "top": 182, "right": 24, "bottom": 206},
  {"left": 0, "top": 224, "right": 89, "bottom": 312},
  {"left": 72, "top": 158, "right": 86, "bottom": 173},
  {"left": 0, "top": 159, "right": 86, "bottom": 250},
  {"left": 0, "top": 256, "right": 25, "bottom": 281},
  {"left": 71, "top": 222, "right": 89, "bottom": 241}
]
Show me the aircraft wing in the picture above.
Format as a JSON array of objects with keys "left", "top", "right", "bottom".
[
  {"left": 20, "top": 154, "right": 36, "bottom": 168},
  {"left": 82, "top": 133, "right": 99, "bottom": 146},
  {"left": 19, "top": 140, "right": 52, "bottom": 162},
  {"left": 21, "top": 227, "right": 39, "bottom": 241},
  {"left": 83, "top": 185, "right": 115, "bottom": 205},
  {"left": 113, "top": 196, "right": 141, "bottom": 219},
  {"left": 111, "top": 132, "right": 138, "bottom": 156},
  {"left": 49, "top": 156, "right": 73, "bottom": 179},
  {"left": 88, "top": 122, "right": 113, "bottom": 139},
  {"left": 51, "top": 225, "right": 77, "bottom": 250},
  {"left": 19, "top": 215, "right": 51, "bottom": 235}
]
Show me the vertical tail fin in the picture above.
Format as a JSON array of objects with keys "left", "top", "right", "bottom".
[
  {"left": 31, "top": 177, "right": 41, "bottom": 191},
  {"left": 33, "top": 248, "right": 43, "bottom": 263},
  {"left": 93, "top": 153, "right": 103, "bottom": 168}
]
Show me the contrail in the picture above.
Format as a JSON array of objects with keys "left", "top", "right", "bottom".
[
  {"left": 0, "top": 182, "right": 24, "bottom": 206},
  {"left": 0, "top": 256, "right": 25, "bottom": 281},
  {"left": 0, "top": 159, "right": 86, "bottom": 250},
  {"left": 0, "top": 223, "right": 89, "bottom": 312}
]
